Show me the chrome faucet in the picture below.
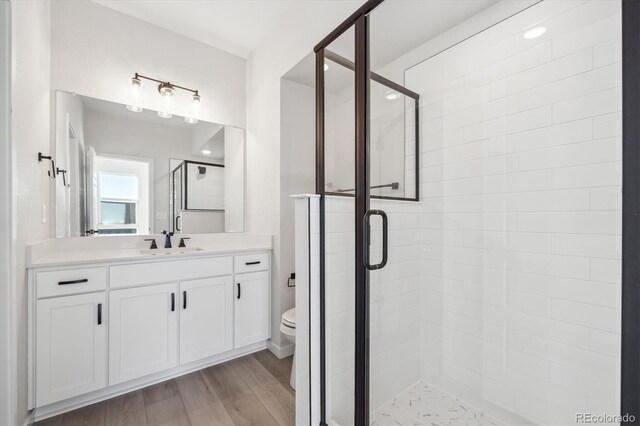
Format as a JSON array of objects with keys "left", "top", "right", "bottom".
[{"left": 161, "top": 230, "right": 174, "bottom": 249}]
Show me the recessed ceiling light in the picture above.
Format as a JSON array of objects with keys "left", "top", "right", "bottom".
[
  {"left": 184, "top": 116, "right": 198, "bottom": 124},
  {"left": 523, "top": 26, "right": 546, "bottom": 40},
  {"left": 201, "top": 149, "right": 211, "bottom": 155},
  {"left": 324, "top": 63, "right": 329, "bottom": 72},
  {"left": 385, "top": 90, "right": 400, "bottom": 101},
  {"left": 157, "top": 111, "right": 172, "bottom": 119},
  {"left": 126, "top": 105, "right": 142, "bottom": 112}
]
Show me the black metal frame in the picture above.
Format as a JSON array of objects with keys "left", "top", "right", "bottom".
[
  {"left": 622, "top": 0, "right": 640, "bottom": 423},
  {"left": 322, "top": 49, "right": 420, "bottom": 202},
  {"left": 171, "top": 159, "right": 224, "bottom": 212},
  {"left": 317, "top": 1, "right": 639, "bottom": 425},
  {"left": 315, "top": 2, "right": 385, "bottom": 425}
]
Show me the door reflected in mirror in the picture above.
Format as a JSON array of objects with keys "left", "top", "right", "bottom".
[{"left": 54, "top": 91, "right": 244, "bottom": 237}]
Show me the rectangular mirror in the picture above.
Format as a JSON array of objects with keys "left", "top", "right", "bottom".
[{"left": 54, "top": 91, "right": 244, "bottom": 237}]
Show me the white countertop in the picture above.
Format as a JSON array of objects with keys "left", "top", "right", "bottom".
[{"left": 27, "top": 233, "right": 273, "bottom": 268}]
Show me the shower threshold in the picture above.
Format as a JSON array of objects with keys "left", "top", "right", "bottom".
[{"left": 370, "top": 381, "right": 500, "bottom": 426}]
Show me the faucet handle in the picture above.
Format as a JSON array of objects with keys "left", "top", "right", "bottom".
[
  {"left": 179, "top": 237, "right": 190, "bottom": 248},
  {"left": 144, "top": 238, "right": 158, "bottom": 249}
]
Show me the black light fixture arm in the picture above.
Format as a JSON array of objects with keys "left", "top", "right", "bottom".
[{"left": 133, "top": 72, "right": 199, "bottom": 96}]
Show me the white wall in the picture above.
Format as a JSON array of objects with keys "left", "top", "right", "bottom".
[
  {"left": 246, "top": 0, "right": 364, "bottom": 354},
  {"left": 280, "top": 78, "right": 316, "bottom": 333},
  {"left": 224, "top": 126, "right": 245, "bottom": 232},
  {"left": 12, "top": 1, "right": 52, "bottom": 424},
  {"left": 50, "top": 0, "right": 246, "bottom": 129},
  {"left": 0, "top": 2, "right": 13, "bottom": 423}
]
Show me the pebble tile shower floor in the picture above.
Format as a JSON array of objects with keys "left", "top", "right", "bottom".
[{"left": 370, "top": 382, "right": 499, "bottom": 426}]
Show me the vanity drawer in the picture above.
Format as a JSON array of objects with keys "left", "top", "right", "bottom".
[
  {"left": 37, "top": 267, "right": 107, "bottom": 298},
  {"left": 234, "top": 253, "right": 269, "bottom": 274},
  {"left": 110, "top": 256, "right": 233, "bottom": 288}
]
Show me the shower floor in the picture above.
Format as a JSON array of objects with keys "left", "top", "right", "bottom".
[{"left": 370, "top": 382, "right": 499, "bottom": 426}]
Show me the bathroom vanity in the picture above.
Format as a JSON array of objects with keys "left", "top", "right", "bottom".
[{"left": 26, "top": 234, "right": 272, "bottom": 420}]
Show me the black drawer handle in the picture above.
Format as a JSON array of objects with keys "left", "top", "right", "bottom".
[
  {"left": 171, "top": 293, "right": 175, "bottom": 312},
  {"left": 97, "top": 303, "right": 102, "bottom": 325},
  {"left": 58, "top": 278, "right": 89, "bottom": 285},
  {"left": 237, "top": 283, "right": 241, "bottom": 299},
  {"left": 245, "top": 261, "right": 261, "bottom": 266},
  {"left": 183, "top": 291, "right": 187, "bottom": 309}
]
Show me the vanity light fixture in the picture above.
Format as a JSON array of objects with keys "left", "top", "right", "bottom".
[
  {"left": 184, "top": 93, "right": 201, "bottom": 124},
  {"left": 126, "top": 76, "right": 143, "bottom": 112},
  {"left": 127, "top": 73, "right": 201, "bottom": 122},
  {"left": 523, "top": 26, "right": 546, "bottom": 40}
]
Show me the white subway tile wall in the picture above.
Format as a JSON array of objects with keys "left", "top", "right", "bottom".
[{"left": 406, "top": 0, "right": 621, "bottom": 424}]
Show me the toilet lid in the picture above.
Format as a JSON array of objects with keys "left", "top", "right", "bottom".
[{"left": 282, "top": 308, "right": 296, "bottom": 327}]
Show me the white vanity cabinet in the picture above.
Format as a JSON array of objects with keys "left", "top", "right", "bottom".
[
  {"left": 179, "top": 276, "right": 233, "bottom": 364},
  {"left": 36, "top": 292, "right": 106, "bottom": 406},
  {"left": 29, "top": 250, "right": 271, "bottom": 419},
  {"left": 108, "top": 283, "right": 179, "bottom": 385},
  {"left": 234, "top": 271, "right": 270, "bottom": 348}
]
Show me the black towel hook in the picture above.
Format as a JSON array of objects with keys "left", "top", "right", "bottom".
[{"left": 38, "top": 152, "right": 56, "bottom": 179}]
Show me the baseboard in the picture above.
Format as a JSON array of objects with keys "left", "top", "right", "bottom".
[
  {"left": 24, "top": 410, "right": 34, "bottom": 426},
  {"left": 267, "top": 340, "right": 294, "bottom": 358}
]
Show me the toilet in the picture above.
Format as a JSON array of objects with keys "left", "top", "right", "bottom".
[{"left": 280, "top": 308, "right": 296, "bottom": 390}]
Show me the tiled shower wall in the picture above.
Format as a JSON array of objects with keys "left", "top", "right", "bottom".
[
  {"left": 324, "top": 196, "right": 423, "bottom": 424},
  {"left": 407, "top": 0, "right": 622, "bottom": 423}
]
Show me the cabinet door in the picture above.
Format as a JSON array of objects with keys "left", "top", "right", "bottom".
[
  {"left": 109, "top": 283, "right": 178, "bottom": 385},
  {"left": 234, "top": 271, "right": 269, "bottom": 348},
  {"left": 36, "top": 292, "right": 106, "bottom": 406},
  {"left": 180, "top": 276, "right": 233, "bottom": 364}
]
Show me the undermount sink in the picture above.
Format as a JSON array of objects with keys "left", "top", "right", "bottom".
[{"left": 139, "top": 247, "right": 205, "bottom": 255}]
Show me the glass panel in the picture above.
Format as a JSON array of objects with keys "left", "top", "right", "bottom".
[
  {"left": 367, "top": 1, "right": 622, "bottom": 425},
  {"left": 99, "top": 201, "right": 136, "bottom": 225},
  {"left": 99, "top": 173, "right": 138, "bottom": 200},
  {"left": 370, "top": 80, "right": 417, "bottom": 199},
  {"left": 323, "top": 24, "right": 356, "bottom": 426},
  {"left": 185, "top": 162, "right": 225, "bottom": 210}
]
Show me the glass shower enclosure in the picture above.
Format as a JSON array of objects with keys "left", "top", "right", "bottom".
[{"left": 314, "top": 0, "right": 636, "bottom": 424}]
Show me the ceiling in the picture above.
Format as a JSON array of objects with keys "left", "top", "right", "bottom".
[
  {"left": 92, "top": 0, "right": 297, "bottom": 58},
  {"left": 284, "top": 0, "right": 498, "bottom": 91},
  {"left": 94, "top": 0, "right": 497, "bottom": 61}
]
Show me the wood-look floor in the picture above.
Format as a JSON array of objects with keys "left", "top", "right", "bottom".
[{"left": 36, "top": 350, "right": 294, "bottom": 426}]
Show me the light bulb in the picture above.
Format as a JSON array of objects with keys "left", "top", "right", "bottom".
[
  {"left": 385, "top": 90, "right": 400, "bottom": 101},
  {"left": 127, "top": 76, "right": 143, "bottom": 112},
  {"left": 184, "top": 93, "right": 201, "bottom": 124},
  {"left": 523, "top": 26, "right": 546, "bottom": 40}
]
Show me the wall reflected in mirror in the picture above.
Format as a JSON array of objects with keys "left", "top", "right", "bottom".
[{"left": 54, "top": 91, "right": 244, "bottom": 237}]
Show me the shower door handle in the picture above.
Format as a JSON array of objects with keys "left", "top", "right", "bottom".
[{"left": 363, "top": 209, "right": 388, "bottom": 270}]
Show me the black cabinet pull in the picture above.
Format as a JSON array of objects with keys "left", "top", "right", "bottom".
[
  {"left": 237, "top": 283, "right": 241, "bottom": 299},
  {"left": 171, "top": 293, "right": 175, "bottom": 311},
  {"left": 183, "top": 291, "right": 187, "bottom": 309},
  {"left": 97, "top": 303, "right": 102, "bottom": 325},
  {"left": 58, "top": 278, "right": 88, "bottom": 286},
  {"left": 245, "top": 261, "right": 261, "bottom": 265}
]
